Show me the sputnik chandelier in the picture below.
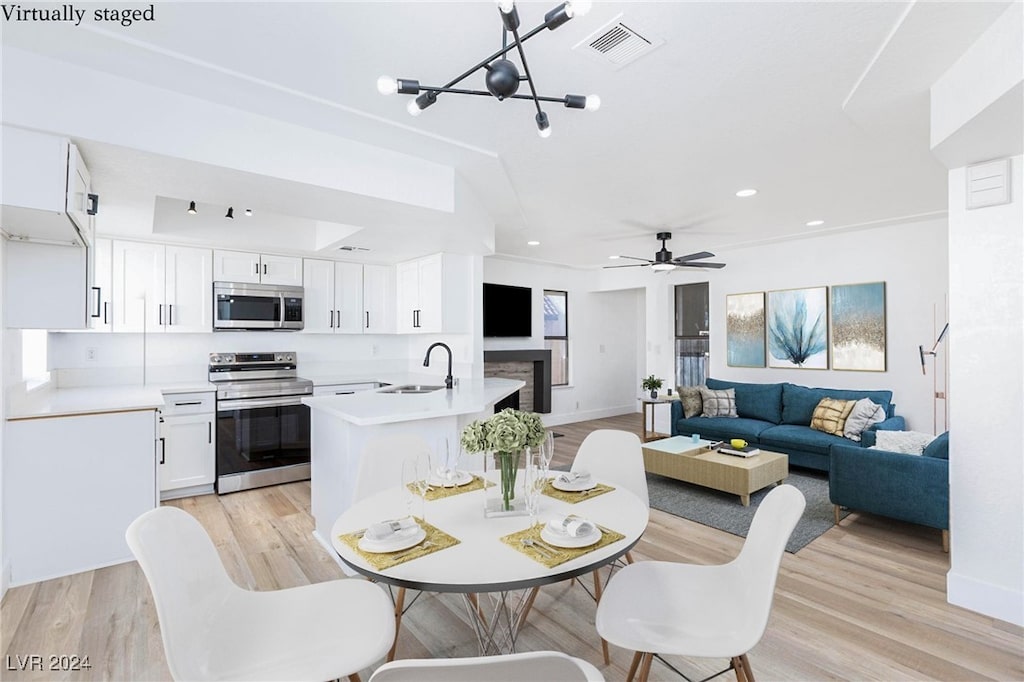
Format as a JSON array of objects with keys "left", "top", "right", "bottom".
[{"left": 376, "top": 0, "right": 600, "bottom": 138}]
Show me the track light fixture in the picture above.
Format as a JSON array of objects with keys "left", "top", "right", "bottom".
[
  {"left": 377, "top": 0, "right": 599, "bottom": 137},
  {"left": 225, "top": 207, "right": 234, "bottom": 219},
  {"left": 187, "top": 201, "right": 197, "bottom": 214}
]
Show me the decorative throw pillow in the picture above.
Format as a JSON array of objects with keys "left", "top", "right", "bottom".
[
  {"left": 843, "top": 398, "right": 886, "bottom": 441},
  {"left": 677, "top": 386, "right": 703, "bottom": 419},
  {"left": 810, "top": 398, "right": 856, "bottom": 436},
  {"left": 699, "top": 387, "right": 738, "bottom": 418},
  {"left": 871, "top": 430, "right": 937, "bottom": 455}
]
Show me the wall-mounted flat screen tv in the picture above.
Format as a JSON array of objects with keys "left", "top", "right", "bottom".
[{"left": 483, "top": 283, "right": 532, "bottom": 337}]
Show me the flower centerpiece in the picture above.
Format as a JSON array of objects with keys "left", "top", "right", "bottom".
[{"left": 461, "top": 408, "right": 546, "bottom": 514}]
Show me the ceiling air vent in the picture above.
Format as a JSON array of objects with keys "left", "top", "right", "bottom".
[
  {"left": 337, "top": 245, "right": 370, "bottom": 252},
  {"left": 966, "top": 159, "right": 1011, "bottom": 210},
  {"left": 573, "top": 15, "right": 663, "bottom": 69}
]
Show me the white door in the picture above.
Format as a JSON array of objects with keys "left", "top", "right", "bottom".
[
  {"left": 159, "top": 413, "right": 216, "bottom": 492},
  {"left": 334, "top": 262, "right": 364, "bottom": 334},
  {"left": 302, "top": 259, "right": 335, "bottom": 333},
  {"left": 362, "top": 264, "right": 394, "bottom": 334},
  {"left": 112, "top": 241, "right": 165, "bottom": 333},
  {"left": 89, "top": 238, "right": 113, "bottom": 332},
  {"left": 165, "top": 245, "right": 213, "bottom": 333},
  {"left": 415, "top": 254, "right": 444, "bottom": 333},
  {"left": 213, "top": 250, "right": 261, "bottom": 284},
  {"left": 260, "top": 254, "right": 303, "bottom": 286},
  {"left": 395, "top": 260, "right": 421, "bottom": 333}
]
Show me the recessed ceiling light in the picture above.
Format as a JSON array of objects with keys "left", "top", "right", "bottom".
[
  {"left": 735, "top": 188, "right": 758, "bottom": 198},
  {"left": 527, "top": 240, "right": 540, "bottom": 246},
  {"left": 806, "top": 219, "right": 824, "bottom": 227},
  {"left": 608, "top": 255, "right": 620, "bottom": 259}
]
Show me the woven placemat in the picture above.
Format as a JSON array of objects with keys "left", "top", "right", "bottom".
[
  {"left": 541, "top": 480, "right": 615, "bottom": 504},
  {"left": 406, "top": 475, "right": 491, "bottom": 501},
  {"left": 500, "top": 523, "right": 625, "bottom": 568},
  {"left": 337, "top": 518, "right": 460, "bottom": 570}
]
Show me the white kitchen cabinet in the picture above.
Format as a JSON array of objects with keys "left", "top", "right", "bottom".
[
  {"left": 159, "top": 391, "right": 216, "bottom": 498},
  {"left": 5, "top": 409, "right": 158, "bottom": 586},
  {"left": 89, "top": 237, "right": 113, "bottom": 331},
  {"left": 112, "top": 241, "right": 212, "bottom": 333},
  {"left": 0, "top": 125, "right": 96, "bottom": 247},
  {"left": 362, "top": 264, "right": 395, "bottom": 334},
  {"left": 302, "top": 259, "right": 364, "bottom": 334},
  {"left": 312, "top": 382, "right": 379, "bottom": 396},
  {"left": 395, "top": 253, "right": 470, "bottom": 334},
  {"left": 214, "top": 250, "right": 302, "bottom": 286},
  {"left": 4, "top": 240, "right": 93, "bottom": 329}
]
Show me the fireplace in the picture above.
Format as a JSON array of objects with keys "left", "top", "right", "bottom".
[{"left": 483, "top": 349, "right": 552, "bottom": 413}]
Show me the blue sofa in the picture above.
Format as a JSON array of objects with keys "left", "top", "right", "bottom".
[
  {"left": 830, "top": 431, "right": 949, "bottom": 550},
  {"left": 670, "top": 378, "right": 906, "bottom": 471}
]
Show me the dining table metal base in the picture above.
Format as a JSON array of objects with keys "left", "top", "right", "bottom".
[{"left": 462, "top": 587, "right": 541, "bottom": 655}]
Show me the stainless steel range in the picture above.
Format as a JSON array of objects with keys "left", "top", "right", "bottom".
[{"left": 210, "top": 352, "right": 314, "bottom": 494}]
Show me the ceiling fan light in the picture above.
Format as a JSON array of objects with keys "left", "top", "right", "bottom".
[
  {"left": 651, "top": 262, "right": 675, "bottom": 272},
  {"left": 536, "top": 111, "right": 552, "bottom": 138},
  {"left": 495, "top": 0, "right": 515, "bottom": 13},
  {"left": 566, "top": 0, "right": 592, "bottom": 17},
  {"left": 376, "top": 75, "right": 398, "bottom": 95},
  {"left": 544, "top": 3, "right": 572, "bottom": 29},
  {"left": 584, "top": 94, "right": 601, "bottom": 111},
  {"left": 406, "top": 99, "right": 423, "bottom": 117}
]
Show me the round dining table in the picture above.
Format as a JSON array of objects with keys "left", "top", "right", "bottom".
[{"left": 330, "top": 472, "right": 649, "bottom": 657}]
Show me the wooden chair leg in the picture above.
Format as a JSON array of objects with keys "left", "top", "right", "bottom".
[
  {"left": 637, "top": 652, "right": 654, "bottom": 682},
  {"left": 730, "top": 657, "right": 747, "bottom": 682},
  {"left": 466, "top": 592, "right": 486, "bottom": 623},
  {"left": 626, "top": 651, "right": 643, "bottom": 682},
  {"left": 625, "top": 550, "right": 635, "bottom": 564},
  {"left": 833, "top": 504, "right": 841, "bottom": 525},
  {"left": 592, "top": 569, "right": 610, "bottom": 664},
  {"left": 348, "top": 674, "right": 361, "bottom": 682},
  {"left": 942, "top": 529, "right": 950, "bottom": 553},
  {"left": 739, "top": 653, "right": 755, "bottom": 682},
  {"left": 386, "top": 587, "right": 406, "bottom": 662},
  {"left": 515, "top": 586, "right": 540, "bottom": 630}
]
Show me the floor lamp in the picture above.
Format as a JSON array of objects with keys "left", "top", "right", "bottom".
[{"left": 919, "top": 322, "right": 949, "bottom": 433}]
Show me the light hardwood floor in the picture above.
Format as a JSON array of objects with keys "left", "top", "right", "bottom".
[{"left": 3, "top": 413, "right": 1022, "bottom": 681}]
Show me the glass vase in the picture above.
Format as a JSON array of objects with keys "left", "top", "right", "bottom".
[{"left": 483, "top": 449, "right": 530, "bottom": 518}]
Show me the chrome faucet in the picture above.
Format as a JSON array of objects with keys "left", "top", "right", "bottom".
[{"left": 423, "top": 342, "right": 454, "bottom": 390}]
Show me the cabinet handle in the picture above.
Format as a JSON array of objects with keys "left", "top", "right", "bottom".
[
  {"left": 208, "top": 421, "right": 212, "bottom": 444},
  {"left": 174, "top": 401, "right": 203, "bottom": 406},
  {"left": 329, "top": 309, "right": 334, "bottom": 328},
  {"left": 263, "top": 263, "right": 267, "bottom": 275},
  {"left": 159, "top": 437, "right": 166, "bottom": 465},
  {"left": 336, "top": 309, "right": 341, "bottom": 328},
  {"left": 90, "top": 287, "right": 101, "bottom": 318},
  {"left": 87, "top": 193, "right": 99, "bottom": 216},
  {"left": 103, "top": 302, "right": 109, "bottom": 325},
  {"left": 365, "top": 311, "right": 369, "bottom": 329},
  {"left": 158, "top": 304, "right": 163, "bottom": 325},
  {"left": 168, "top": 304, "right": 174, "bottom": 326},
  {"left": 254, "top": 262, "right": 259, "bottom": 276}
]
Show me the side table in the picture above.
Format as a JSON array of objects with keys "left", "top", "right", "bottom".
[{"left": 638, "top": 396, "right": 678, "bottom": 442}]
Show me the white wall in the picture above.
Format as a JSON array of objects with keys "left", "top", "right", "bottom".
[
  {"left": 946, "top": 156, "right": 1023, "bottom": 626},
  {"left": 483, "top": 257, "right": 642, "bottom": 425},
  {"left": 0, "top": 235, "right": 7, "bottom": 599},
  {"left": 598, "top": 216, "right": 950, "bottom": 435}
]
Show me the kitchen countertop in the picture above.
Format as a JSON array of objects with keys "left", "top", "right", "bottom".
[
  {"left": 7, "top": 385, "right": 166, "bottom": 421},
  {"left": 159, "top": 381, "right": 216, "bottom": 394},
  {"left": 302, "top": 377, "right": 524, "bottom": 426}
]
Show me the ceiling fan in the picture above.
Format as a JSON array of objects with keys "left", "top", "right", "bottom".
[{"left": 604, "top": 232, "right": 726, "bottom": 271}]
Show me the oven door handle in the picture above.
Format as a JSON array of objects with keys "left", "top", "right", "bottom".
[{"left": 217, "top": 396, "right": 307, "bottom": 411}]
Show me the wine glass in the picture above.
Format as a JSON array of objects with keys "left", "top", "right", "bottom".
[
  {"left": 436, "top": 436, "right": 461, "bottom": 486},
  {"left": 524, "top": 447, "right": 543, "bottom": 527},
  {"left": 402, "top": 455, "right": 430, "bottom": 522},
  {"left": 539, "top": 430, "right": 555, "bottom": 481}
]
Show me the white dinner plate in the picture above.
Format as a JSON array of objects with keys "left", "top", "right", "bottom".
[
  {"left": 358, "top": 525, "right": 427, "bottom": 554},
  {"left": 428, "top": 470, "right": 474, "bottom": 487},
  {"left": 541, "top": 525, "right": 602, "bottom": 548},
  {"left": 551, "top": 476, "right": 597, "bottom": 492}
]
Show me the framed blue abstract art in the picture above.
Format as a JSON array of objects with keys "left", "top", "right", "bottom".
[
  {"left": 830, "top": 281, "right": 886, "bottom": 372},
  {"left": 767, "top": 286, "right": 828, "bottom": 369},
  {"left": 726, "top": 292, "right": 766, "bottom": 367}
]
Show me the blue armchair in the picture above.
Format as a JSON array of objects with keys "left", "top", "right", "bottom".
[{"left": 829, "top": 431, "right": 949, "bottom": 551}]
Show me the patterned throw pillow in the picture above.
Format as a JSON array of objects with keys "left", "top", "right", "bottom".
[
  {"left": 843, "top": 398, "right": 886, "bottom": 441},
  {"left": 699, "top": 387, "right": 738, "bottom": 418},
  {"left": 810, "top": 398, "right": 857, "bottom": 436},
  {"left": 871, "top": 430, "right": 937, "bottom": 455},
  {"left": 677, "top": 386, "right": 703, "bottom": 418}
]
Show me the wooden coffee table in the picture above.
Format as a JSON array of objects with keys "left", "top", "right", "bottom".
[{"left": 641, "top": 436, "right": 789, "bottom": 506}]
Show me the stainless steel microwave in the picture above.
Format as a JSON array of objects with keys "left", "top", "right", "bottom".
[{"left": 213, "top": 282, "right": 304, "bottom": 331}]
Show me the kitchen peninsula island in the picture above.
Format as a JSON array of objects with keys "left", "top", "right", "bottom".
[{"left": 303, "top": 377, "right": 524, "bottom": 552}]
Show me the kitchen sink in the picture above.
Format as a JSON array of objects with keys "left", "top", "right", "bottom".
[{"left": 379, "top": 384, "right": 446, "bottom": 394}]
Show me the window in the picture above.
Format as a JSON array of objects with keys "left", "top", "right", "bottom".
[
  {"left": 674, "top": 283, "right": 709, "bottom": 387},
  {"left": 544, "top": 290, "right": 568, "bottom": 386}
]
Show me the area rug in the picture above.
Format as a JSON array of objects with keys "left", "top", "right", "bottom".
[{"left": 646, "top": 469, "right": 847, "bottom": 553}]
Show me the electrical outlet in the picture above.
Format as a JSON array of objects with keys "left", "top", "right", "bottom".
[
  {"left": 86, "top": 347, "right": 97, "bottom": 361},
  {"left": 371, "top": 345, "right": 379, "bottom": 356}
]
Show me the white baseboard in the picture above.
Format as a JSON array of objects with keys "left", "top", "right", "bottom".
[
  {"left": 947, "top": 570, "right": 1024, "bottom": 626},
  {"left": 541, "top": 405, "right": 636, "bottom": 427}
]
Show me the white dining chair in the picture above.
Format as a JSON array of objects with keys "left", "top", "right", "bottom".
[
  {"left": 595, "top": 484, "right": 806, "bottom": 682},
  {"left": 126, "top": 506, "right": 395, "bottom": 682},
  {"left": 570, "top": 428, "right": 649, "bottom": 662},
  {"left": 367, "top": 651, "right": 605, "bottom": 682}
]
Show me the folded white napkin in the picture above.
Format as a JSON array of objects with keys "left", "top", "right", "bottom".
[
  {"left": 546, "top": 514, "right": 596, "bottom": 538},
  {"left": 556, "top": 470, "right": 591, "bottom": 485},
  {"left": 364, "top": 517, "right": 419, "bottom": 542}
]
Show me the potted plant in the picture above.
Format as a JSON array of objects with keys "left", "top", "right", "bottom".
[{"left": 642, "top": 375, "right": 663, "bottom": 399}]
